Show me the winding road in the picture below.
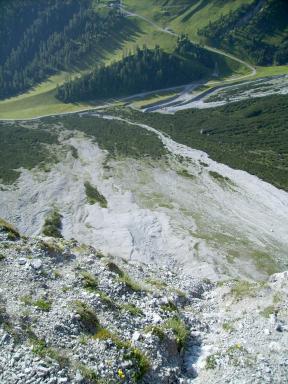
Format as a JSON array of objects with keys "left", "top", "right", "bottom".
[
  {"left": 120, "top": 2, "right": 257, "bottom": 112},
  {"left": 0, "top": 3, "right": 260, "bottom": 121}
]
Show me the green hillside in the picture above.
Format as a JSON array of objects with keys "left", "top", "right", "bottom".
[
  {"left": 0, "top": 0, "right": 139, "bottom": 99},
  {"left": 0, "top": 0, "right": 287, "bottom": 118},
  {"left": 121, "top": 94, "right": 288, "bottom": 192},
  {"left": 57, "top": 37, "right": 216, "bottom": 102},
  {"left": 198, "top": 0, "right": 288, "bottom": 65},
  {"left": 124, "top": 0, "right": 256, "bottom": 40},
  {"left": 125, "top": 0, "right": 288, "bottom": 66}
]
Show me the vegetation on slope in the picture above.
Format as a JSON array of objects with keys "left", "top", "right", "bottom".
[
  {"left": 198, "top": 0, "right": 288, "bottom": 65},
  {"left": 0, "top": 0, "right": 274, "bottom": 119},
  {"left": 122, "top": 94, "right": 288, "bottom": 191},
  {"left": 55, "top": 114, "right": 167, "bottom": 159},
  {"left": 42, "top": 209, "right": 63, "bottom": 238},
  {"left": 0, "top": 113, "right": 166, "bottom": 185},
  {"left": 0, "top": 122, "right": 58, "bottom": 184},
  {"left": 57, "top": 35, "right": 215, "bottom": 102},
  {"left": 0, "top": 0, "right": 130, "bottom": 99},
  {"left": 84, "top": 181, "right": 108, "bottom": 208}
]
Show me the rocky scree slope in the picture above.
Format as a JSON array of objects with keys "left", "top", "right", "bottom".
[{"left": 0, "top": 220, "right": 287, "bottom": 384}]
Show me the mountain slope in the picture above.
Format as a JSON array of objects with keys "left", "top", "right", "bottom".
[
  {"left": 0, "top": 0, "right": 287, "bottom": 119},
  {"left": 57, "top": 37, "right": 215, "bottom": 102},
  {"left": 0, "top": 193, "right": 288, "bottom": 383},
  {"left": 126, "top": 0, "right": 288, "bottom": 66},
  {"left": 198, "top": 0, "right": 288, "bottom": 65},
  {"left": 0, "top": 0, "right": 137, "bottom": 99},
  {"left": 121, "top": 93, "right": 288, "bottom": 192}
]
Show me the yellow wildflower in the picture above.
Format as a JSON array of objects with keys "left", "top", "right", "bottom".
[{"left": 118, "top": 368, "right": 125, "bottom": 380}]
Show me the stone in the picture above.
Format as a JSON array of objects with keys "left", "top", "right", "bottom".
[
  {"left": 75, "top": 370, "right": 83, "bottom": 383},
  {"left": 159, "top": 297, "right": 169, "bottom": 305},
  {"left": 275, "top": 323, "right": 284, "bottom": 332},
  {"left": 18, "top": 258, "right": 27, "bottom": 265},
  {"left": 1, "top": 333, "right": 11, "bottom": 344},
  {"left": 132, "top": 331, "right": 141, "bottom": 343},
  {"left": 30, "top": 259, "right": 42, "bottom": 270},
  {"left": 152, "top": 313, "right": 162, "bottom": 324},
  {"left": 58, "top": 378, "right": 68, "bottom": 383},
  {"left": 36, "top": 365, "right": 50, "bottom": 375},
  {"left": 186, "top": 364, "right": 198, "bottom": 378}
]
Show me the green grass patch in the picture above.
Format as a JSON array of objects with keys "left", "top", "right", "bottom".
[
  {"left": 94, "top": 328, "right": 130, "bottom": 349},
  {"left": 77, "top": 364, "right": 100, "bottom": 384},
  {"left": 125, "top": 347, "right": 150, "bottom": 382},
  {"left": 84, "top": 181, "right": 107, "bottom": 208},
  {"left": 94, "top": 327, "right": 150, "bottom": 380},
  {"left": 250, "top": 250, "right": 280, "bottom": 275},
  {"left": 144, "top": 325, "right": 165, "bottom": 341},
  {"left": 105, "top": 261, "right": 124, "bottom": 276},
  {"left": 124, "top": 94, "right": 288, "bottom": 191},
  {"left": 206, "top": 354, "right": 219, "bottom": 369},
  {"left": 164, "top": 317, "right": 188, "bottom": 351},
  {"left": 121, "top": 303, "right": 143, "bottom": 317},
  {"left": 30, "top": 337, "right": 69, "bottom": 367},
  {"left": 230, "top": 280, "right": 258, "bottom": 300},
  {"left": 0, "top": 218, "right": 20, "bottom": 239},
  {"left": 59, "top": 114, "right": 167, "bottom": 160},
  {"left": 0, "top": 123, "right": 58, "bottom": 184},
  {"left": 222, "top": 322, "right": 235, "bottom": 333},
  {"left": 118, "top": 273, "right": 142, "bottom": 292},
  {"left": 33, "top": 299, "right": 52, "bottom": 312},
  {"left": 161, "top": 301, "right": 178, "bottom": 313},
  {"left": 80, "top": 271, "right": 99, "bottom": 291},
  {"left": 42, "top": 209, "right": 63, "bottom": 238},
  {"left": 21, "top": 295, "right": 52, "bottom": 312},
  {"left": 145, "top": 278, "right": 167, "bottom": 289},
  {"left": 97, "top": 290, "right": 116, "bottom": 309},
  {"left": 260, "top": 305, "right": 276, "bottom": 318},
  {"left": 209, "top": 171, "right": 232, "bottom": 185},
  {"left": 177, "top": 169, "right": 196, "bottom": 180}
]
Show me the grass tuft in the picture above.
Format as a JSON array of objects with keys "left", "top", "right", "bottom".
[
  {"left": 42, "top": 209, "right": 62, "bottom": 238},
  {"left": 121, "top": 303, "right": 143, "bottom": 316},
  {"left": 105, "top": 261, "right": 124, "bottom": 277},
  {"left": 80, "top": 271, "right": 99, "bottom": 291},
  {"left": 77, "top": 364, "right": 99, "bottom": 383},
  {"left": 74, "top": 301, "right": 100, "bottom": 334},
  {"left": 118, "top": 273, "right": 142, "bottom": 292},
  {"left": 0, "top": 218, "right": 20, "bottom": 239},
  {"left": 164, "top": 317, "right": 188, "bottom": 351},
  {"left": 231, "top": 280, "right": 258, "bottom": 300},
  {"left": 30, "top": 336, "right": 69, "bottom": 367}
]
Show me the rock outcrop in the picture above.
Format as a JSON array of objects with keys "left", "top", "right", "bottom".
[{"left": 0, "top": 223, "right": 287, "bottom": 383}]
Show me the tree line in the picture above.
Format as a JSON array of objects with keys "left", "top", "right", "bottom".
[
  {"left": 57, "top": 35, "right": 214, "bottom": 102},
  {"left": 0, "top": 0, "right": 123, "bottom": 99}
]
